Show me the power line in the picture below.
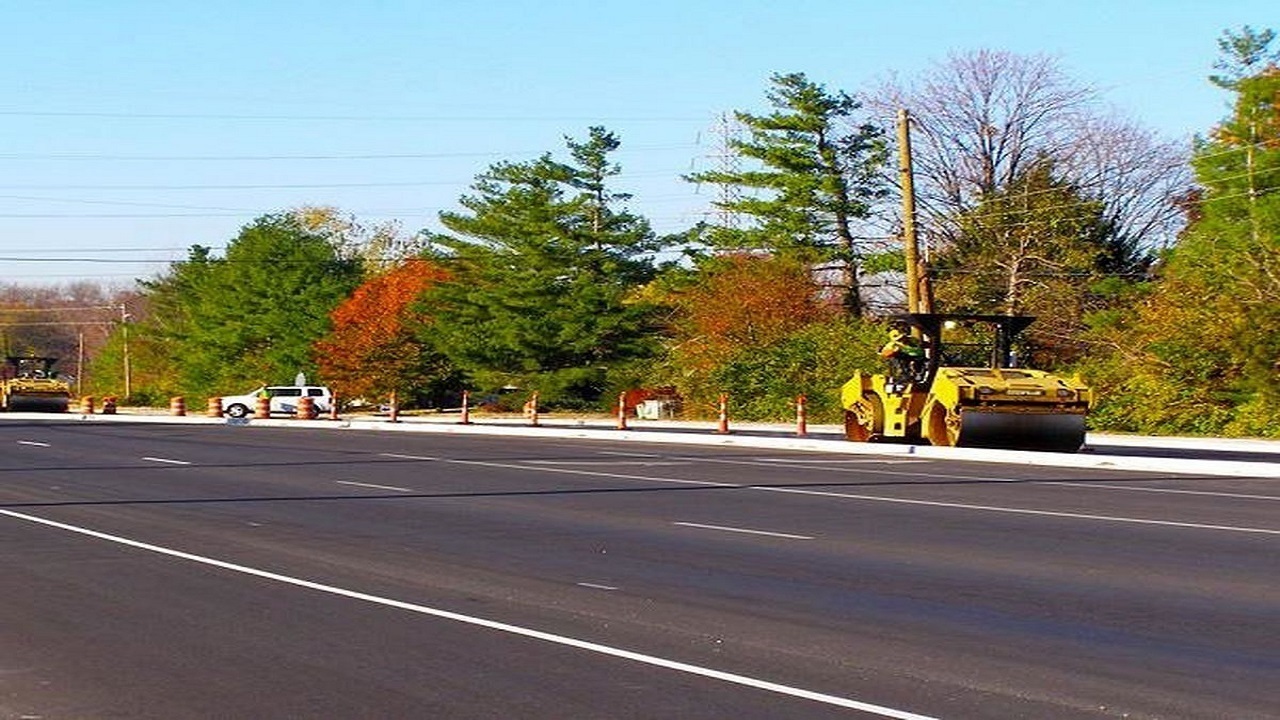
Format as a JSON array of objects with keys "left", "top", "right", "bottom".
[
  {"left": 0, "top": 168, "right": 691, "bottom": 192},
  {"left": 0, "top": 143, "right": 701, "bottom": 162},
  {"left": 0, "top": 110, "right": 707, "bottom": 123}
]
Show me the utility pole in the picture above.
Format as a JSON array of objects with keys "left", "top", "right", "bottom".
[
  {"left": 120, "top": 303, "right": 131, "bottom": 399},
  {"left": 897, "top": 109, "right": 922, "bottom": 315},
  {"left": 77, "top": 332, "right": 85, "bottom": 397}
]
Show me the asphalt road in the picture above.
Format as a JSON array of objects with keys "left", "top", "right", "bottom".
[{"left": 1, "top": 421, "right": 1276, "bottom": 719}]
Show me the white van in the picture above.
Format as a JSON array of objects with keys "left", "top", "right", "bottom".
[{"left": 220, "top": 385, "right": 333, "bottom": 418}]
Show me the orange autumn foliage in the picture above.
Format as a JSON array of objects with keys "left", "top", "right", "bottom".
[
  {"left": 672, "top": 254, "right": 832, "bottom": 370},
  {"left": 314, "top": 259, "right": 450, "bottom": 402}
]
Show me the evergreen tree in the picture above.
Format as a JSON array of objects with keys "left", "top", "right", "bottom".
[
  {"left": 127, "top": 214, "right": 362, "bottom": 398},
  {"left": 423, "top": 127, "right": 662, "bottom": 406},
  {"left": 686, "top": 73, "right": 887, "bottom": 315}
]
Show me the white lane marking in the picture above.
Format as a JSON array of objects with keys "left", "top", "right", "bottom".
[
  {"left": 576, "top": 582, "right": 619, "bottom": 591},
  {"left": 0, "top": 509, "right": 935, "bottom": 720},
  {"left": 142, "top": 456, "right": 191, "bottom": 466},
  {"left": 758, "top": 486, "right": 1280, "bottom": 536},
  {"left": 597, "top": 451, "right": 662, "bottom": 458},
  {"left": 677, "top": 455, "right": 1280, "bottom": 503},
  {"left": 336, "top": 480, "right": 414, "bottom": 493},
  {"left": 674, "top": 522, "right": 813, "bottom": 540},
  {"left": 380, "top": 453, "right": 734, "bottom": 489},
  {"left": 382, "top": 452, "right": 441, "bottom": 461},
  {"left": 17, "top": 440, "right": 51, "bottom": 447},
  {"left": 1049, "top": 481, "right": 1280, "bottom": 501},
  {"left": 753, "top": 457, "right": 925, "bottom": 465},
  {"left": 381, "top": 454, "right": 1280, "bottom": 536},
  {"left": 673, "top": 455, "right": 1007, "bottom": 482},
  {"left": 525, "top": 460, "right": 689, "bottom": 467}
]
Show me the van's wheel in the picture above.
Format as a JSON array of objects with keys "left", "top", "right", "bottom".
[
  {"left": 844, "top": 394, "right": 883, "bottom": 442},
  {"left": 225, "top": 403, "right": 249, "bottom": 419}
]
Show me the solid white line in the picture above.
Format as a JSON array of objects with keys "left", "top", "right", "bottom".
[
  {"left": 384, "top": 453, "right": 735, "bottom": 489},
  {"left": 525, "top": 460, "right": 689, "bottom": 467},
  {"left": 141, "top": 456, "right": 191, "bottom": 465},
  {"left": 672, "top": 454, "right": 1006, "bottom": 482},
  {"left": 758, "top": 486, "right": 1280, "bottom": 536},
  {"left": 381, "top": 452, "right": 441, "bottom": 461},
  {"left": 674, "top": 521, "right": 813, "bottom": 540},
  {"left": 336, "top": 480, "right": 414, "bottom": 493},
  {"left": 17, "top": 440, "right": 51, "bottom": 447},
  {"left": 1048, "top": 481, "right": 1280, "bottom": 501},
  {"left": 377, "top": 452, "right": 1279, "bottom": 536},
  {"left": 0, "top": 508, "right": 935, "bottom": 720},
  {"left": 752, "top": 458, "right": 925, "bottom": 465},
  {"left": 596, "top": 451, "right": 662, "bottom": 458},
  {"left": 576, "top": 582, "right": 619, "bottom": 591}
]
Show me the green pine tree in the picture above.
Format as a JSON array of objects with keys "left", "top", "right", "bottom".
[
  {"left": 686, "top": 72, "right": 887, "bottom": 315},
  {"left": 423, "top": 127, "right": 662, "bottom": 407},
  {"left": 122, "top": 214, "right": 362, "bottom": 398}
]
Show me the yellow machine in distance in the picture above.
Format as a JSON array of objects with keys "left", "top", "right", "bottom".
[
  {"left": 841, "top": 314, "right": 1092, "bottom": 452},
  {"left": 1, "top": 356, "right": 72, "bottom": 413}
]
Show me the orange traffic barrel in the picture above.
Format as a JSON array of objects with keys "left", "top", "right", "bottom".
[
  {"left": 170, "top": 397, "right": 186, "bottom": 416},
  {"left": 297, "top": 395, "right": 316, "bottom": 420},
  {"left": 80, "top": 396, "right": 95, "bottom": 414},
  {"left": 254, "top": 396, "right": 270, "bottom": 419},
  {"left": 102, "top": 396, "right": 117, "bottom": 415},
  {"left": 207, "top": 397, "right": 223, "bottom": 417}
]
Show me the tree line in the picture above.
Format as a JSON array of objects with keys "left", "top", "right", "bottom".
[{"left": 8, "top": 28, "right": 1273, "bottom": 437}]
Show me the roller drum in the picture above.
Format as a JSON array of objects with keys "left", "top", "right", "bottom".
[
  {"left": 955, "top": 408, "right": 1085, "bottom": 452},
  {"left": 5, "top": 393, "right": 70, "bottom": 413}
]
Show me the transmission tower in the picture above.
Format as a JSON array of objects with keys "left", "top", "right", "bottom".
[{"left": 710, "top": 112, "right": 745, "bottom": 231}]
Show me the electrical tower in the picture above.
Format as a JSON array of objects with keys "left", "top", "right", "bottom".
[{"left": 709, "top": 112, "right": 745, "bottom": 231}]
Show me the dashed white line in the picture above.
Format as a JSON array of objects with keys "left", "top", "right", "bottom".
[
  {"left": 141, "top": 456, "right": 191, "bottom": 465},
  {"left": 336, "top": 480, "right": 414, "bottom": 493},
  {"left": 0, "top": 508, "right": 936, "bottom": 720},
  {"left": 674, "top": 521, "right": 814, "bottom": 540},
  {"left": 17, "top": 440, "right": 50, "bottom": 447}
]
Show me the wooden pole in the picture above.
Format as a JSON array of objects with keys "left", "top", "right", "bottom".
[{"left": 898, "top": 108, "right": 922, "bottom": 315}]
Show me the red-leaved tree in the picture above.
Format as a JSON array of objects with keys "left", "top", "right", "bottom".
[{"left": 314, "top": 259, "right": 456, "bottom": 407}]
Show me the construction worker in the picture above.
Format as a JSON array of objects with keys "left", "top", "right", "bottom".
[{"left": 880, "top": 325, "right": 926, "bottom": 386}]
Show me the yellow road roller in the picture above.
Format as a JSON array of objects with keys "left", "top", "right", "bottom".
[
  {"left": 1, "top": 356, "right": 72, "bottom": 413},
  {"left": 840, "top": 313, "right": 1092, "bottom": 452}
]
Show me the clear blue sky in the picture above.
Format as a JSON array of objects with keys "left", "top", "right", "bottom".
[{"left": 0, "top": 1, "right": 1272, "bottom": 285}]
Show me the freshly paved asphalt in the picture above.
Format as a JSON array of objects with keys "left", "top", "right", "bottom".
[{"left": 1, "top": 421, "right": 1276, "bottom": 718}]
